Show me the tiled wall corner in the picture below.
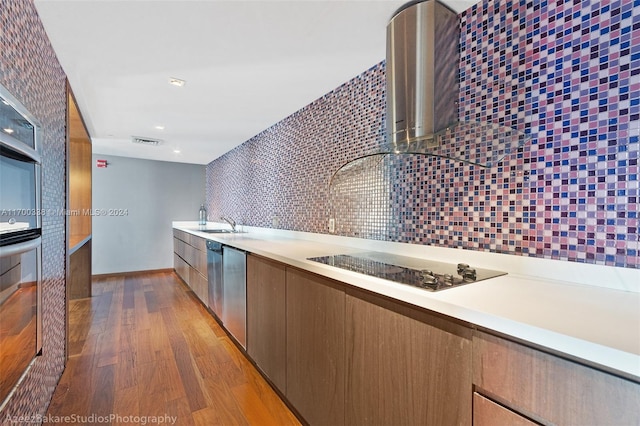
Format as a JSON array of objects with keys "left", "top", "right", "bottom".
[{"left": 0, "top": 0, "right": 68, "bottom": 419}]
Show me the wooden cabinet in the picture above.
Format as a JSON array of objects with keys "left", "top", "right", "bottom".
[
  {"left": 173, "top": 230, "right": 208, "bottom": 306},
  {"left": 345, "top": 287, "right": 472, "bottom": 426},
  {"left": 473, "top": 330, "right": 640, "bottom": 425},
  {"left": 246, "top": 254, "right": 287, "bottom": 392},
  {"left": 189, "top": 267, "right": 208, "bottom": 304},
  {"left": 190, "top": 241, "right": 640, "bottom": 426},
  {"left": 472, "top": 393, "right": 535, "bottom": 426},
  {"left": 286, "top": 267, "right": 345, "bottom": 426},
  {"left": 173, "top": 253, "right": 189, "bottom": 285}
]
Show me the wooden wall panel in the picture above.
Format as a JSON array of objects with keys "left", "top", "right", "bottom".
[{"left": 68, "top": 92, "right": 92, "bottom": 244}]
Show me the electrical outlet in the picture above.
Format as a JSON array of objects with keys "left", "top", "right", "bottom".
[
  {"left": 272, "top": 216, "right": 279, "bottom": 228},
  {"left": 328, "top": 218, "right": 335, "bottom": 233}
]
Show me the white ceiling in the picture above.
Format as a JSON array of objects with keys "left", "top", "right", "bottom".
[{"left": 34, "top": 0, "right": 479, "bottom": 165}]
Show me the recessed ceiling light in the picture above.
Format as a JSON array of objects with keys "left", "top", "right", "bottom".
[
  {"left": 169, "top": 77, "right": 186, "bottom": 87},
  {"left": 173, "top": 149, "right": 181, "bottom": 154},
  {"left": 3, "top": 128, "right": 14, "bottom": 134},
  {"left": 155, "top": 125, "right": 165, "bottom": 130}
]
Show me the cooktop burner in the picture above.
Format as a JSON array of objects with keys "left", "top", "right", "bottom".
[{"left": 307, "top": 251, "right": 506, "bottom": 291}]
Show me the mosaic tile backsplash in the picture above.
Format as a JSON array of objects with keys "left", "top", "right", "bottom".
[
  {"left": 206, "top": 0, "right": 639, "bottom": 269},
  {"left": 0, "top": 0, "right": 68, "bottom": 419}
]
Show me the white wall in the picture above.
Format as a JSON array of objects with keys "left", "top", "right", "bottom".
[{"left": 92, "top": 154, "right": 205, "bottom": 274}]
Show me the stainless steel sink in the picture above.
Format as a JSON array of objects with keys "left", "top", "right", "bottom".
[{"left": 200, "top": 229, "right": 233, "bottom": 234}]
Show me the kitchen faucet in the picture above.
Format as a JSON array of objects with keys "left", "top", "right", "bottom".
[{"left": 220, "top": 216, "right": 237, "bottom": 232}]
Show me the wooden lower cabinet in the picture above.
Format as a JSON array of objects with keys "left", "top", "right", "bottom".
[
  {"left": 473, "top": 330, "right": 640, "bottom": 425},
  {"left": 286, "top": 267, "right": 345, "bottom": 426},
  {"left": 173, "top": 253, "right": 189, "bottom": 285},
  {"left": 189, "top": 267, "right": 208, "bottom": 305},
  {"left": 173, "top": 231, "right": 208, "bottom": 305},
  {"left": 472, "top": 393, "right": 535, "bottom": 426},
  {"left": 246, "top": 254, "right": 287, "bottom": 392},
  {"left": 345, "top": 287, "right": 472, "bottom": 426},
  {"left": 218, "top": 246, "right": 640, "bottom": 426}
]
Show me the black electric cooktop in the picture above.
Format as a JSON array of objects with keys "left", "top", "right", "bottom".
[{"left": 307, "top": 251, "right": 506, "bottom": 291}]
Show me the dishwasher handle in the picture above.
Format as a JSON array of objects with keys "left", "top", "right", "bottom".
[{"left": 206, "top": 240, "right": 223, "bottom": 253}]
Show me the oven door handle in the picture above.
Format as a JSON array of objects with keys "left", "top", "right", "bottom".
[
  {"left": 0, "top": 137, "right": 42, "bottom": 164},
  {"left": 0, "top": 236, "right": 41, "bottom": 258}
]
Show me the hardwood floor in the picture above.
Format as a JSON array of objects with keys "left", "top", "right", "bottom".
[{"left": 46, "top": 271, "right": 301, "bottom": 426}]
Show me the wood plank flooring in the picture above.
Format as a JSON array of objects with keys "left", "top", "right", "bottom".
[{"left": 46, "top": 271, "right": 301, "bottom": 426}]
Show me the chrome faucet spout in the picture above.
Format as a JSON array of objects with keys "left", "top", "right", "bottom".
[{"left": 220, "top": 216, "right": 237, "bottom": 232}]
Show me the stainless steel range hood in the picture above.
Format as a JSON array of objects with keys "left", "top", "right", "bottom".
[
  {"left": 329, "top": 0, "right": 531, "bottom": 194},
  {"left": 386, "top": 0, "right": 458, "bottom": 147},
  {"left": 379, "top": 0, "right": 530, "bottom": 167}
]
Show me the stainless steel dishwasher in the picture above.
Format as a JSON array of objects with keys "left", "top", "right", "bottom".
[
  {"left": 206, "top": 240, "right": 223, "bottom": 320},
  {"left": 222, "top": 245, "right": 246, "bottom": 348}
]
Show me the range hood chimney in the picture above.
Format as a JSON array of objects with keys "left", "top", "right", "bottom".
[
  {"left": 380, "top": 0, "right": 530, "bottom": 167},
  {"left": 386, "top": 0, "right": 459, "bottom": 146}
]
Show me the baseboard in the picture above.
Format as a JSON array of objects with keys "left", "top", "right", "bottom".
[{"left": 92, "top": 268, "right": 174, "bottom": 280}]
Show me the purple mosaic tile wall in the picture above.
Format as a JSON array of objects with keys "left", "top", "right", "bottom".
[
  {"left": 0, "top": 0, "right": 68, "bottom": 420},
  {"left": 456, "top": 0, "right": 639, "bottom": 267},
  {"left": 206, "top": 0, "right": 639, "bottom": 269},
  {"left": 206, "top": 64, "right": 386, "bottom": 231}
]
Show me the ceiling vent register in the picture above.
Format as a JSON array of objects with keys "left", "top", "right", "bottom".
[{"left": 131, "top": 136, "right": 162, "bottom": 146}]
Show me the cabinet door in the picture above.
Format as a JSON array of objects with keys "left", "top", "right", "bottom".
[
  {"left": 173, "top": 237, "right": 185, "bottom": 260},
  {"left": 173, "top": 253, "right": 189, "bottom": 286},
  {"left": 473, "top": 331, "right": 640, "bottom": 425},
  {"left": 183, "top": 244, "right": 197, "bottom": 269},
  {"left": 286, "top": 268, "right": 345, "bottom": 426},
  {"left": 189, "top": 234, "right": 207, "bottom": 252},
  {"left": 345, "top": 287, "right": 472, "bottom": 426},
  {"left": 246, "top": 255, "right": 286, "bottom": 392},
  {"left": 473, "top": 393, "right": 535, "bottom": 426},
  {"left": 189, "top": 235, "right": 208, "bottom": 277},
  {"left": 189, "top": 268, "right": 208, "bottom": 306}
]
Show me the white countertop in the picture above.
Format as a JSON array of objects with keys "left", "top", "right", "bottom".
[{"left": 174, "top": 221, "right": 640, "bottom": 381}]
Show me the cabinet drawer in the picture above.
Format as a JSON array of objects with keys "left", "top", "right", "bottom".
[
  {"left": 189, "top": 268, "right": 208, "bottom": 305},
  {"left": 192, "top": 247, "right": 207, "bottom": 278},
  {"left": 473, "top": 331, "right": 640, "bottom": 425},
  {"left": 183, "top": 244, "right": 198, "bottom": 269},
  {"left": 189, "top": 234, "right": 207, "bottom": 252},
  {"left": 473, "top": 393, "right": 535, "bottom": 426},
  {"left": 173, "top": 229, "right": 187, "bottom": 242},
  {"left": 174, "top": 253, "right": 189, "bottom": 286},
  {"left": 173, "top": 237, "right": 185, "bottom": 259}
]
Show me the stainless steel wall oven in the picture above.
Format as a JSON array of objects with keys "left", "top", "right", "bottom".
[{"left": 0, "top": 84, "right": 43, "bottom": 408}]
